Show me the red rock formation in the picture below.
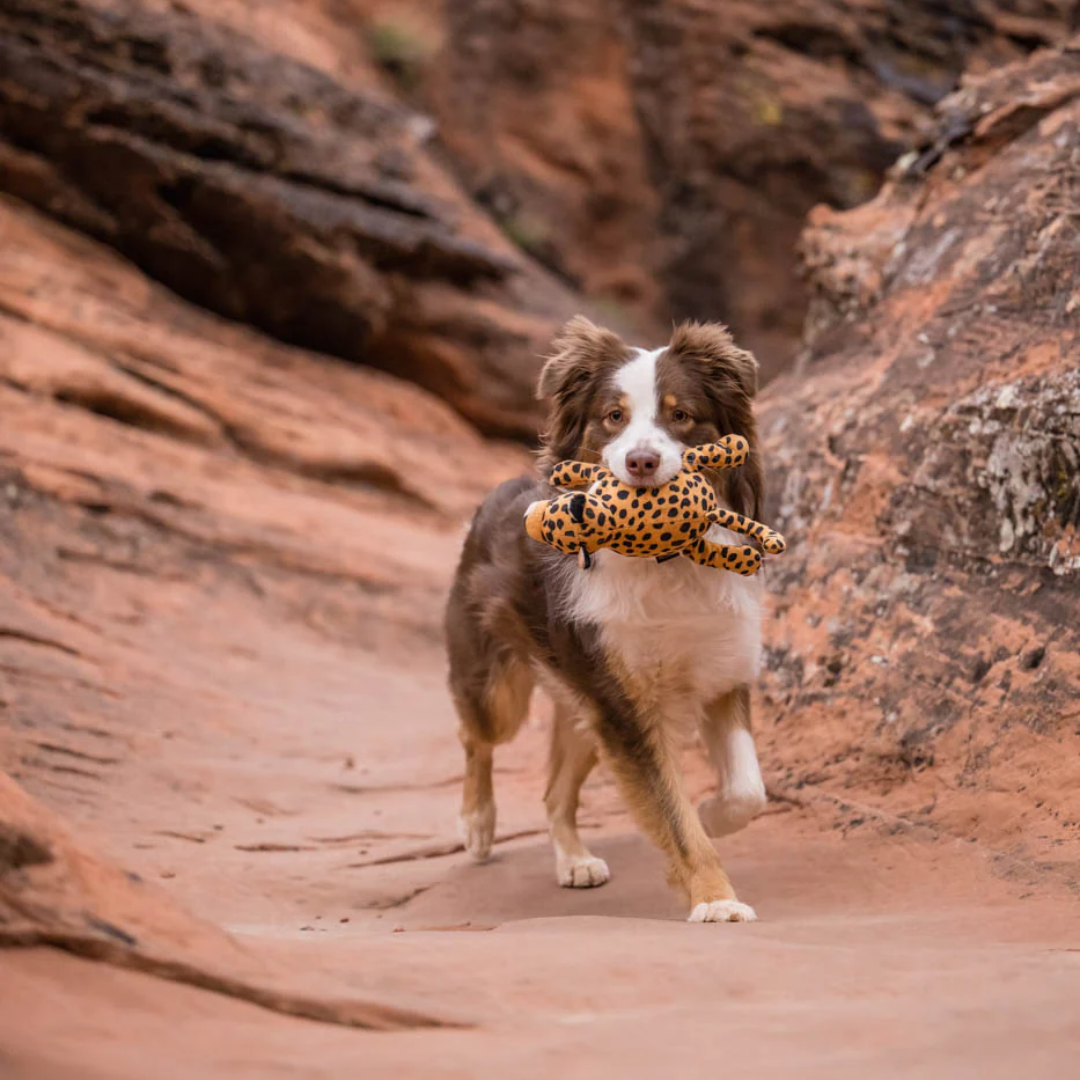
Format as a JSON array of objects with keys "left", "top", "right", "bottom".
[
  {"left": 427, "top": 0, "right": 1075, "bottom": 380},
  {"left": 0, "top": 0, "right": 584, "bottom": 438},
  {"left": 0, "top": 190, "right": 519, "bottom": 1029},
  {"left": 0, "top": 194, "right": 529, "bottom": 639},
  {"left": 0, "top": 774, "right": 458, "bottom": 1030},
  {"left": 2, "top": 10, "right": 1080, "bottom": 1078},
  {"left": 756, "top": 40, "right": 1080, "bottom": 865},
  {"left": 4, "top": 0, "right": 1070, "bottom": 424}
]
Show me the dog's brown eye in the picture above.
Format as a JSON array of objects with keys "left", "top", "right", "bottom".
[
  {"left": 607, "top": 408, "right": 623, "bottom": 423},
  {"left": 672, "top": 409, "right": 691, "bottom": 423}
]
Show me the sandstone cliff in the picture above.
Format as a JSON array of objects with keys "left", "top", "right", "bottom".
[
  {"left": 426, "top": 0, "right": 1075, "bottom": 378},
  {"left": 757, "top": 40, "right": 1080, "bottom": 869},
  {"left": 0, "top": 0, "right": 584, "bottom": 437}
]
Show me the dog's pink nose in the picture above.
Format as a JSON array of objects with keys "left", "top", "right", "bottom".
[{"left": 625, "top": 448, "right": 660, "bottom": 481}]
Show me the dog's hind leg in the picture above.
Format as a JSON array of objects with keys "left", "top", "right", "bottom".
[
  {"left": 452, "top": 654, "right": 533, "bottom": 861},
  {"left": 544, "top": 701, "right": 608, "bottom": 888}
]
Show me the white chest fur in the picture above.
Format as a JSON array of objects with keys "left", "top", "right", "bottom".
[{"left": 559, "top": 525, "right": 764, "bottom": 714}]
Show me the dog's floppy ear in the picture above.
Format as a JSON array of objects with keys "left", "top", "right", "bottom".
[
  {"left": 667, "top": 321, "right": 758, "bottom": 401},
  {"left": 537, "top": 315, "right": 627, "bottom": 402},
  {"left": 537, "top": 316, "right": 627, "bottom": 474},
  {"left": 668, "top": 321, "right": 762, "bottom": 519}
]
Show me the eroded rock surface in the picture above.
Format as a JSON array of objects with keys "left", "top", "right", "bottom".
[
  {"left": 0, "top": 193, "right": 530, "bottom": 651},
  {"left": 427, "top": 0, "right": 1076, "bottom": 379},
  {"left": 4, "top": 0, "right": 1069, "bottom": 407},
  {"left": 756, "top": 41, "right": 1080, "bottom": 867},
  {"left": 0, "top": 0, "right": 582, "bottom": 437},
  {"left": 0, "top": 774, "right": 458, "bottom": 1031},
  {"left": 0, "top": 191, "right": 520, "bottom": 1032}
]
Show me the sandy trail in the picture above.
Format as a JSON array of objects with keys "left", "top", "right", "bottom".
[{"left": 2, "top": 545, "right": 1077, "bottom": 1080}]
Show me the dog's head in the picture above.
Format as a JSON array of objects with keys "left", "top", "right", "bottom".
[{"left": 537, "top": 316, "right": 762, "bottom": 517}]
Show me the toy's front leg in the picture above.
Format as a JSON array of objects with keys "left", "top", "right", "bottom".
[
  {"left": 710, "top": 509, "right": 787, "bottom": 554},
  {"left": 683, "top": 435, "right": 750, "bottom": 472},
  {"left": 550, "top": 461, "right": 605, "bottom": 489},
  {"left": 683, "top": 538, "right": 762, "bottom": 577}
]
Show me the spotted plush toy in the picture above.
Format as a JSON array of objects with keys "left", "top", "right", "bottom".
[{"left": 524, "top": 435, "right": 786, "bottom": 575}]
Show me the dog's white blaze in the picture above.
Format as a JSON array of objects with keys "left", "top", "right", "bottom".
[{"left": 603, "top": 347, "right": 683, "bottom": 486}]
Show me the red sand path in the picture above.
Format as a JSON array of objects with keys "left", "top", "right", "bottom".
[{"left": 2, "top": 572, "right": 1077, "bottom": 1079}]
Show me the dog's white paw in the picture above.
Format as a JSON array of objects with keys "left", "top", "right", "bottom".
[
  {"left": 458, "top": 805, "right": 495, "bottom": 862},
  {"left": 687, "top": 900, "right": 757, "bottom": 923},
  {"left": 698, "top": 790, "right": 767, "bottom": 838},
  {"left": 556, "top": 853, "right": 610, "bottom": 889}
]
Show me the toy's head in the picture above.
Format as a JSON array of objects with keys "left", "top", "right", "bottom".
[
  {"left": 523, "top": 493, "right": 587, "bottom": 547},
  {"left": 536, "top": 316, "right": 761, "bottom": 514}
]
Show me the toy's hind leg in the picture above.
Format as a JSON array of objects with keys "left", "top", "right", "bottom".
[
  {"left": 711, "top": 510, "right": 786, "bottom": 554},
  {"left": 683, "top": 538, "right": 763, "bottom": 576}
]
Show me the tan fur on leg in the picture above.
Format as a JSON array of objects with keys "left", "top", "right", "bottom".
[
  {"left": 458, "top": 735, "right": 495, "bottom": 859},
  {"left": 593, "top": 705, "right": 755, "bottom": 922},
  {"left": 453, "top": 657, "right": 534, "bottom": 861}
]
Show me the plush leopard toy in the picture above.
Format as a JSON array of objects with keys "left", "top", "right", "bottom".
[{"left": 524, "top": 435, "right": 786, "bottom": 576}]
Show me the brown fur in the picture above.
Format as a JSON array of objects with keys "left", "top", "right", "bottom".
[
  {"left": 661, "top": 321, "right": 763, "bottom": 520},
  {"left": 536, "top": 316, "right": 632, "bottom": 474}
]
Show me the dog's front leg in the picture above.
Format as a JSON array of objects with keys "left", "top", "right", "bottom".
[
  {"left": 697, "top": 686, "right": 768, "bottom": 838},
  {"left": 589, "top": 695, "right": 757, "bottom": 923}
]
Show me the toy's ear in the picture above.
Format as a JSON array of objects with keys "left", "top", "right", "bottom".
[
  {"left": 523, "top": 499, "right": 549, "bottom": 543},
  {"left": 537, "top": 316, "right": 628, "bottom": 472},
  {"left": 667, "top": 321, "right": 758, "bottom": 400}
]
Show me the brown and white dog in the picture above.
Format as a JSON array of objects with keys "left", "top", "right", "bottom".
[{"left": 445, "top": 317, "right": 769, "bottom": 922}]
